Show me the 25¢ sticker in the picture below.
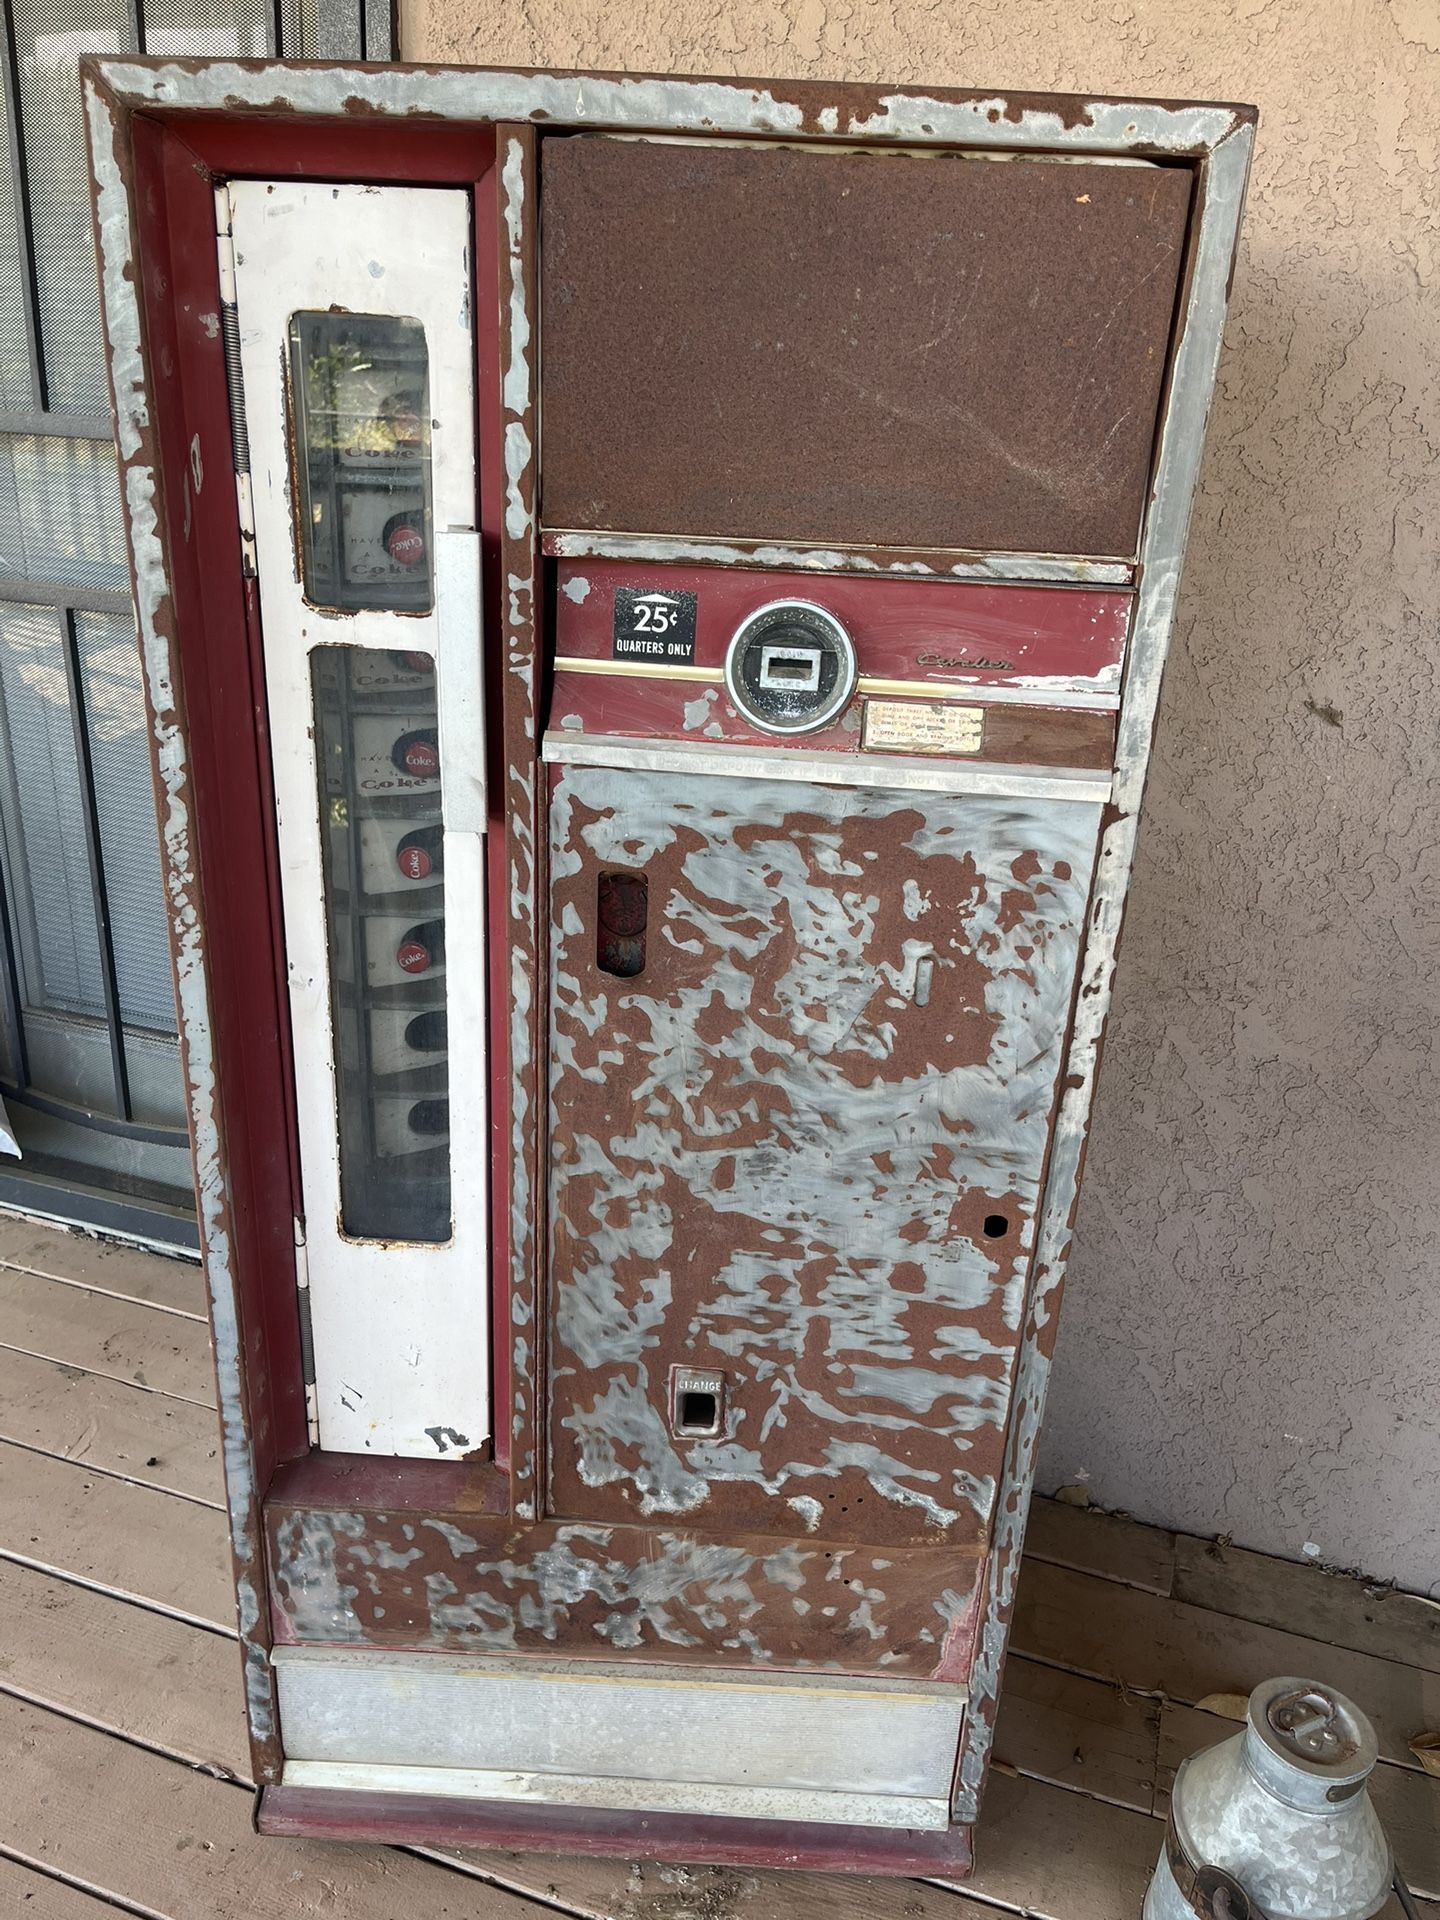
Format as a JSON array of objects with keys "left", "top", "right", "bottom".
[{"left": 612, "top": 586, "right": 698, "bottom": 664}]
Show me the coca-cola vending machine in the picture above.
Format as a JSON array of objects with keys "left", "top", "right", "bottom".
[{"left": 86, "top": 63, "right": 1254, "bottom": 1873}]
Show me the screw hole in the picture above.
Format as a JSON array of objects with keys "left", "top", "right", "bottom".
[{"left": 983, "top": 1213, "right": 1010, "bottom": 1239}]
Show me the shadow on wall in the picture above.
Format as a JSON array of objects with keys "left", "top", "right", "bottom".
[{"left": 1040, "top": 230, "right": 1440, "bottom": 1593}]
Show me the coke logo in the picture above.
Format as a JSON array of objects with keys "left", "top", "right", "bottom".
[
  {"left": 386, "top": 522, "right": 426, "bottom": 568},
  {"left": 396, "top": 939, "right": 431, "bottom": 974},
  {"left": 396, "top": 844, "right": 433, "bottom": 881},
  {"left": 401, "top": 739, "right": 439, "bottom": 777}
]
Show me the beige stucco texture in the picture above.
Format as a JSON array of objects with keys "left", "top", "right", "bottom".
[{"left": 401, "top": 0, "right": 1440, "bottom": 1593}]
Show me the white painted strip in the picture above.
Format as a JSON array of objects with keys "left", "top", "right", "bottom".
[
  {"left": 92, "top": 59, "right": 1249, "bottom": 162},
  {"left": 436, "top": 529, "right": 487, "bottom": 834},
  {"left": 228, "top": 181, "right": 489, "bottom": 1459},
  {"left": 280, "top": 1762, "right": 950, "bottom": 1831},
  {"left": 541, "top": 732, "right": 1112, "bottom": 804}
]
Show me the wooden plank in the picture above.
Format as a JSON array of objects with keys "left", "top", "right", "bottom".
[
  {"left": 0, "top": 1345, "right": 224, "bottom": 1506},
  {"left": 0, "top": 1265, "right": 215, "bottom": 1406},
  {"left": 1024, "top": 1495, "right": 1176, "bottom": 1596},
  {"left": 0, "top": 1693, "right": 554, "bottom": 1920},
  {"left": 994, "top": 1658, "right": 1158, "bottom": 1812},
  {"left": 0, "top": 1213, "right": 207, "bottom": 1319},
  {"left": 0, "top": 1856, "right": 131, "bottom": 1917},
  {"left": 0, "top": 1558, "right": 248, "bottom": 1778},
  {"left": 0, "top": 1439, "right": 233, "bottom": 1627},
  {"left": 1173, "top": 1531, "right": 1440, "bottom": 1677},
  {"left": 1012, "top": 1559, "right": 1440, "bottom": 1776},
  {"left": 959, "top": 1767, "right": 1159, "bottom": 1914},
  {"left": 1157, "top": 1700, "right": 1440, "bottom": 1901},
  {"left": 444, "top": 1850, "right": 1013, "bottom": 1920}
]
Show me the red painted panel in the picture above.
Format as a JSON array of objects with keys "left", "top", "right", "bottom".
[
  {"left": 128, "top": 110, "right": 506, "bottom": 1487},
  {"left": 553, "top": 559, "right": 1130, "bottom": 695},
  {"left": 548, "top": 671, "right": 1115, "bottom": 766}
]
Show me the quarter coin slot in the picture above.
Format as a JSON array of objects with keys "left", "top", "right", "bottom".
[{"left": 759, "top": 645, "right": 822, "bottom": 691}]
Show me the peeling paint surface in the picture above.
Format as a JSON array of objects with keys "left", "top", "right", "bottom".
[
  {"left": 546, "top": 766, "right": 1102, "bottom": 1547},
  {"left": 268, "top": 1499, "right": 983, "bottom": 1674},
  {"left": 83, "top": 74, "right": 278, "bottom": 1758}
]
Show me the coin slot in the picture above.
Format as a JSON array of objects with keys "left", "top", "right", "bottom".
[{"left": 759, "top": 644, "right": 822, "bottom": 691}]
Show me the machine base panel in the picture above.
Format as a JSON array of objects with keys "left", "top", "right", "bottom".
[{"left": 256, "top": 1785, "right": 977, "bottom": 1876}]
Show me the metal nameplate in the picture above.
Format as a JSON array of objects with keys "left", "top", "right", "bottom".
[{"left": 863, "top": 699, "right": 984, "bottom": 755}]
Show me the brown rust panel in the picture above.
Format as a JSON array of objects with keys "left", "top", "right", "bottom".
[
  {"left": 545, "top": 768, "right": 1102, "bottom": 1550},
  {"left": 265, "top": 1498, "right": 983, "bottom": 1677},
  {"left": 539, "top": 137, "right": 1193, "bottom": 558}
]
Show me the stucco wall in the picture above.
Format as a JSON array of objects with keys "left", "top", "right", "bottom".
[{"left": 401, "top": 0, "right": 1440, "bottom": 1593}]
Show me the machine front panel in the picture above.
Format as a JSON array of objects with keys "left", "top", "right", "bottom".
[{"left": 546, "top": 764, "right": 1103, "bottom": 1549}]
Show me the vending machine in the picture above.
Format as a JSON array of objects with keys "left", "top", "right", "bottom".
[{"left": 86, "top": 63, "right": 1254, "bottom": 1874}]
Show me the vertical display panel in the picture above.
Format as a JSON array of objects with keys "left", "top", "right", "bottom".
[{"left": 228, "top": 180, "right": 488, "bottom": 1459}]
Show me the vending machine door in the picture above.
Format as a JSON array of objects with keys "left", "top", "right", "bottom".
[{"left": 225, "top": 180, "right": 489, "bottom": 1459}]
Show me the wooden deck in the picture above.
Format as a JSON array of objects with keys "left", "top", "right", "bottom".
[{"left": 0, "top": 1212, "right": 1435, "bottom": 1918}]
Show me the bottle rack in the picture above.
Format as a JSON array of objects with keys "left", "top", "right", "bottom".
[{"left": 313, "top": 644, "right": 452, "bottom": 1244}]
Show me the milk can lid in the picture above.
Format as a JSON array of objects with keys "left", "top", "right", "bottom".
[{"left": 1250, "top": 1677, "right": 1379, "bottom": 1787}]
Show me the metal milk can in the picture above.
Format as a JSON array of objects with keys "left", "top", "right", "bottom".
[{"left": 1145, "top": 1677, "right": 1393, "bottom": 1920}]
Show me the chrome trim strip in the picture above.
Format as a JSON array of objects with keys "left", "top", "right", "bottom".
[{"left": 541, "top": 732, "right": 1112, "bottom": 803}]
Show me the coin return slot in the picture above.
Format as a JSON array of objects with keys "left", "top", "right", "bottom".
[
  {"left": 758, "top": 644, "right": 822, "bottom": 691},
  {"left": 671, "top": 1367, "right": 725, "bottom": 1438},
  {"left": 678, "top": 1389, "right": 718, "bottom": 1432}
]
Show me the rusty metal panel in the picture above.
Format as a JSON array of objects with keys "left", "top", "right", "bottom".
[
  {"left": 266, "top": 1497, "right": 984, "bottom": 1677},
  {"left": 540, "top": 138, "right": 1193, "bottom": 558},
  {"left": 545, "top": 765, "right": 1102, "bottom": 1549}
]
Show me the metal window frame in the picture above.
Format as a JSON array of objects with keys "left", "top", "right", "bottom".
[
  {"left": 0, "top": 0, "right": 390, "bottom": 1241},
  {"left": 84, "top": 54, "right": 1253, "bottom": 1842}
]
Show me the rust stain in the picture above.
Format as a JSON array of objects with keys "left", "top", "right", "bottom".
[{"left": 540, "top": 137, "right": 1194, "bottom": 557}]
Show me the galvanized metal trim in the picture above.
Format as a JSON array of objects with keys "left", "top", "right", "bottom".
[
  {"left": 279, "top": 1761, "right": 951, "bottom": 1831},
  {"left": 85, "top": 59, "right": 1250, "bottom": 162},
  {"left": 540, "top": 731, "right": 1112, "bottom": 804},
  {"left": 543, "top": 529, "right": 1136, "bottom": 587},
  {"left": 82, "top": 65, "right": 279, "bottom": 1762},
  {"left": 273, "top": 1644, "right": 963, "bottom": 1818},
  {"left": 952, "top": 120, "right": 1256, "bottom": 1821}
]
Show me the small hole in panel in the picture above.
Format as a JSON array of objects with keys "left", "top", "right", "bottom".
[
  {"left": 984, "top": 1213, "right": 1010, "bottom": 1239},
  {"left": 677, "top": 1389, "right": 718, "bottom": 1433},
  {"left": 597, "top": 871, "right": 647, "bottom": 978}
]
